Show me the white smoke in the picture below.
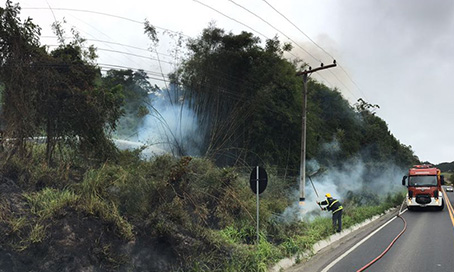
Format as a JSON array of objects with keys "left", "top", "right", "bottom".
[
  {"left": 281, "top": 156, "right": 406, "bottom": 222},
  {"left": 113, "top": 87, "right": 204, "bottom": 158},
  {"left": 321, "top": 138, "right": 341, "bottom": 154},
  {"left": 137, "top": 92, "right": 203, "bottom": 157}
]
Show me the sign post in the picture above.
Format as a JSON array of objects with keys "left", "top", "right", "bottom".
[{"left": 249, "top": 166, "right": 268, "bottom": 244}]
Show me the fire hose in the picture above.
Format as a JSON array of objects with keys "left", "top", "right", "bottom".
[
  {"left": 307, "top": 174, "right": 323, "bottom": 210},
  {"left": 355, "top": 201, "right": 407, "bottom": 272}
]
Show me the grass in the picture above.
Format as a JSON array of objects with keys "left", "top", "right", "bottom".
[
  {"left": 18, "top": 172, "right": 134, "bottom": 245},
  {"left": 28, "top": 223, "right": 46, "bottom": 243},
  {"left": 80, "top": 197, "right": 134, "bottom": 240},
  {"left": 8, "top": 216, "right": 28, "bottom": 234},
  {"left": 203, "top": 191, "right": 404, "bottom": 272},
  {"left": 0, "top": 145, "right": 408, "bottom": 271},
  {"left": 24, "top": 188, "right": 79, "bottom": 220}
]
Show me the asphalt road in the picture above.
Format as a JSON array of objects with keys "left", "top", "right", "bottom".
[{"left": 287, "top": 188, "right": 454, "bottom": 272}]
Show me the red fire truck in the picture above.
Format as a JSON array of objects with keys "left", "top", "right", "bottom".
[{"left": 402, "top": 165, "right": 445, "bottom": 211}]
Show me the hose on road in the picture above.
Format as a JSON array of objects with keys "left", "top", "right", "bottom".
[{"left": 355, "top": 204, "right": 407, "bottom": 272}]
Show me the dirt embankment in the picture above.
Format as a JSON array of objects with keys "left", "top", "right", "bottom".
[{"left": 0, "top": 176, "right": 178, "bottom": 272}]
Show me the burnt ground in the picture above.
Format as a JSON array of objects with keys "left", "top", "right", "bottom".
[{"left": 0, "top": 176, "right": 180, "bottom": 272}]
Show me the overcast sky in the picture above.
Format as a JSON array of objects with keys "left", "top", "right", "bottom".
[{"left": 15, "top": 0, "right": 454, "bottom": 164}]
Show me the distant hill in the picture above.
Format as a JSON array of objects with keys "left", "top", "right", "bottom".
[{"left": 435, "top": 161, "right": 454, "bottom": 172}]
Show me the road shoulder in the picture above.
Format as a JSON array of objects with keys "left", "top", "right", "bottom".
[{"left": 271, "top": 207, "right": 399, "bottom": 272}]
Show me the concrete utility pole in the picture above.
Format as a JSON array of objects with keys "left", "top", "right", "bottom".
[{"left": 297, "top": 61, "right": 337, "bottom": 205}]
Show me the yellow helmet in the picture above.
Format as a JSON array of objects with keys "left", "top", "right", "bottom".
[{"left": 325, "top": 193, "right": 332, "bottom": 198}]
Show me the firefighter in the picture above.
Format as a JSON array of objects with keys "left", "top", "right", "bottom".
[{"left": 317, "top": 193, "right": 343, "bottom": 232}]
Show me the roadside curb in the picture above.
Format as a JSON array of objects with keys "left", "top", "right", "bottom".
[{"left": 270, "top": 207, "right": 399, "bottom": 272}]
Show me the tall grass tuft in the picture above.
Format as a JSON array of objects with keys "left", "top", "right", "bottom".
[
  {"left": 75, "top": 166, "right": 134, "bottom": 240},
  {"left": 24, "top": 188, "right": 79, "bottom": 219}
]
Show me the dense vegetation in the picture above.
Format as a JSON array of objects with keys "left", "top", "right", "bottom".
[
  {"left": 0, "top": 1, "right": 416, "bottom": 271},
  {"left": 436, "top": 161, "right": 454, "bottom": 172},
  {"left": 171, "top": 25, "right": 418, "bottom": 173},
  {"left": 0, "top": 1, "right": 123, "bottom": 163}
]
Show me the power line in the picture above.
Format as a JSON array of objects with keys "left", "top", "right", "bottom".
[
  {"left": 327, "top": 70, "right": 357, "bottom": 100},
  {"left": 192, "top": 0, "right": 269, "bottom": 39},
  {"left": 261, "top": 0, "right": 334, "bottom": 61},
  {"left": 24, "top": 6, "right": 188, "bottom": 72},
  {"left": 227, "top": 0, "right": 322, "bottom": 64},
  {"left": 41, "top": 36, "right": 175, "bottom": 58},
  {"left": 63, "top": 10, "right": 150, "bottom": 69},
  {"left": 94, "top": 48, "right": 273, "bottom": 93},
  {"left": 96, "top": 48, "right": 174, "bottom": 65},
  {"left": 195, "top": 0, "right": 352, "bottom": 99},
  {"left": 98, "top": 63, "right": 285, "bottom": 118},
  {"left": 5, "top": 57, "right": 265, "bottom": 103},
  {"left": 103, "top": 61, "right": 287, "bottom": 116},
  {"left": 24, "top": 3, "right": 359, "bottom": 102},
  {"left": 27, "top": 3, "right": 324, "bottom": 89},
  {"left": 314, "top": 73, "right": 333, "bottom": 89},
  {"left": 98, "top": 63, "right": 169, "bottom": 78},
  {"left": 38, "top": 10, "right": 177, "bottom": 83},
  {"left": 338, "top": 68, "right": 367, "bottom": 99},
  {"left": 41, "top": 34, "right": 173, "bottom": 67},
  {"left": 22, "top": 7, "right": 190, "bottom": 38},
  {"left": 261, "top": 0, "right": 369, "bottom": 100},
  {"left": 225, "top": 0, "right": 359, "bottom": 101},
  {"left": 191, "top": 0, "right": 314, "bottom": 71},
  {"left": 46, "top": 42, "right": 286, "bottom": 98},
  {"left": 27, "top": 6, "right": 186, "bottom": 82}
]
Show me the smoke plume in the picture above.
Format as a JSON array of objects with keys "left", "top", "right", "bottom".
[
  {"left": 282, "top": 150, "right": 406, "bottom": 222},
  {"left": 115, "top": 87, "right": 204, "bottom": 158}
]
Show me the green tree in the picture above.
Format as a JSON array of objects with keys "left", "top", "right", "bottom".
[
  {"left": 0, "top": 0, "right": 43, "bottom": 155},
  {"left": 354, "top": 98, "right": 418, "bottom": 167},
  {"left": 173, "top": 25, "right": 302, "bottom": 171},
  {"left": 0, "top": 2, "right": 124, "bottom": 163},
  {"left": 102, "top": 69, "right": 155, "bottom": 138},
  {"left": 307, "top": 81, "right": 363, "bottom": 165},
  {"left": 40, "top": 44, "right": 124, "bottom": 162},
  {"left": 168, "top": 24, "right": 417, "bottom": 175}
]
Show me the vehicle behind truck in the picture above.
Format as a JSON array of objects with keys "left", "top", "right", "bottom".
[{"left": 402, "top": 164, "right": 445, "bottom": 211}]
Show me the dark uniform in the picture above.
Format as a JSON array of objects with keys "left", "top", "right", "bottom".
[{"left": 319, "top": 195, "right": 343, "bottom": 232}]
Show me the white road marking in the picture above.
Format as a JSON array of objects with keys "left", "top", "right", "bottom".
[{"left": 320, "top": 209, "right": 407, "bottom": 272}]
